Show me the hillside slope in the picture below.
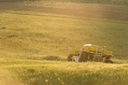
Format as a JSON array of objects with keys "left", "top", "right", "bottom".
[
  {"left": 0, "top": 1, "right": 128, "bottom": 85},
  {"left": 0, "top": 1, "right": 128, "bottom": 59}
]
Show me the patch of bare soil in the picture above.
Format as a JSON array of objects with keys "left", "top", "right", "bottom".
[{"left": 0, "top": 1, "right": 128, "bottom": 20}]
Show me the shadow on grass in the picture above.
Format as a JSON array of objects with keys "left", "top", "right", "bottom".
[
  {"left": 42, "top": 55, "right": 64, "bottom": 61},
  {"left": 26, "top": 55, "right": 66, "bottom": 61}
]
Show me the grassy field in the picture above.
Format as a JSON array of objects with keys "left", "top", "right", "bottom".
[
  {"left": 0, "top": 0, "right": 128, "bottom": 5},
  {"left": 1, "top": 59, "right": 128, "bottom": 85},
  {"left": 0, "top": 0, "right": 128, "bottom": 85}
]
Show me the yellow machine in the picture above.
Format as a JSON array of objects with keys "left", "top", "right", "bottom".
[{"left": 67, "top": 44, "right": 113, "bottom": 63}]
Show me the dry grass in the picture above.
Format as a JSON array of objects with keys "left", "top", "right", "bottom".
[
  {"left": 0, "top": 10, "right": 128, "bottom": 59},
  {"left": 0, "top": 68, "right": 23, "bottom": 85},
  {"left": 0, "top": 1, "right": 128, "bottom": 85},
  {"left": 1, "top": 59, "right": 128, "bottom": 85}
]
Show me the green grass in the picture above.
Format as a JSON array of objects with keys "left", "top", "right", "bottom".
[
  {"left": 0, "top": 1, "right": 128, "bottom": 85},
  {"left": 1, "top": 59, "right": 128, "bottom": 85}
]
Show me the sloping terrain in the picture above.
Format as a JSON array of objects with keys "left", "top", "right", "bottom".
[
  {"left": 0, "top": 1, "right": 128, "bottom": 59},
  {"left": 0, "top": 1, "right": 128, "bottom": 85}
]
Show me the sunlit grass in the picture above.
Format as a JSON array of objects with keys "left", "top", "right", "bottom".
[
  {"left": 0, "top": 11, "right": 128, "bottom": 59},
  {"left": 0, "top": 1, "right": 128, "bottom": 85},
  {"left": 0, "top": 59, "right": 128, "bottom": 85},
  {"left": 1, "top": 0, "right": 128, "bottom": 5}
]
